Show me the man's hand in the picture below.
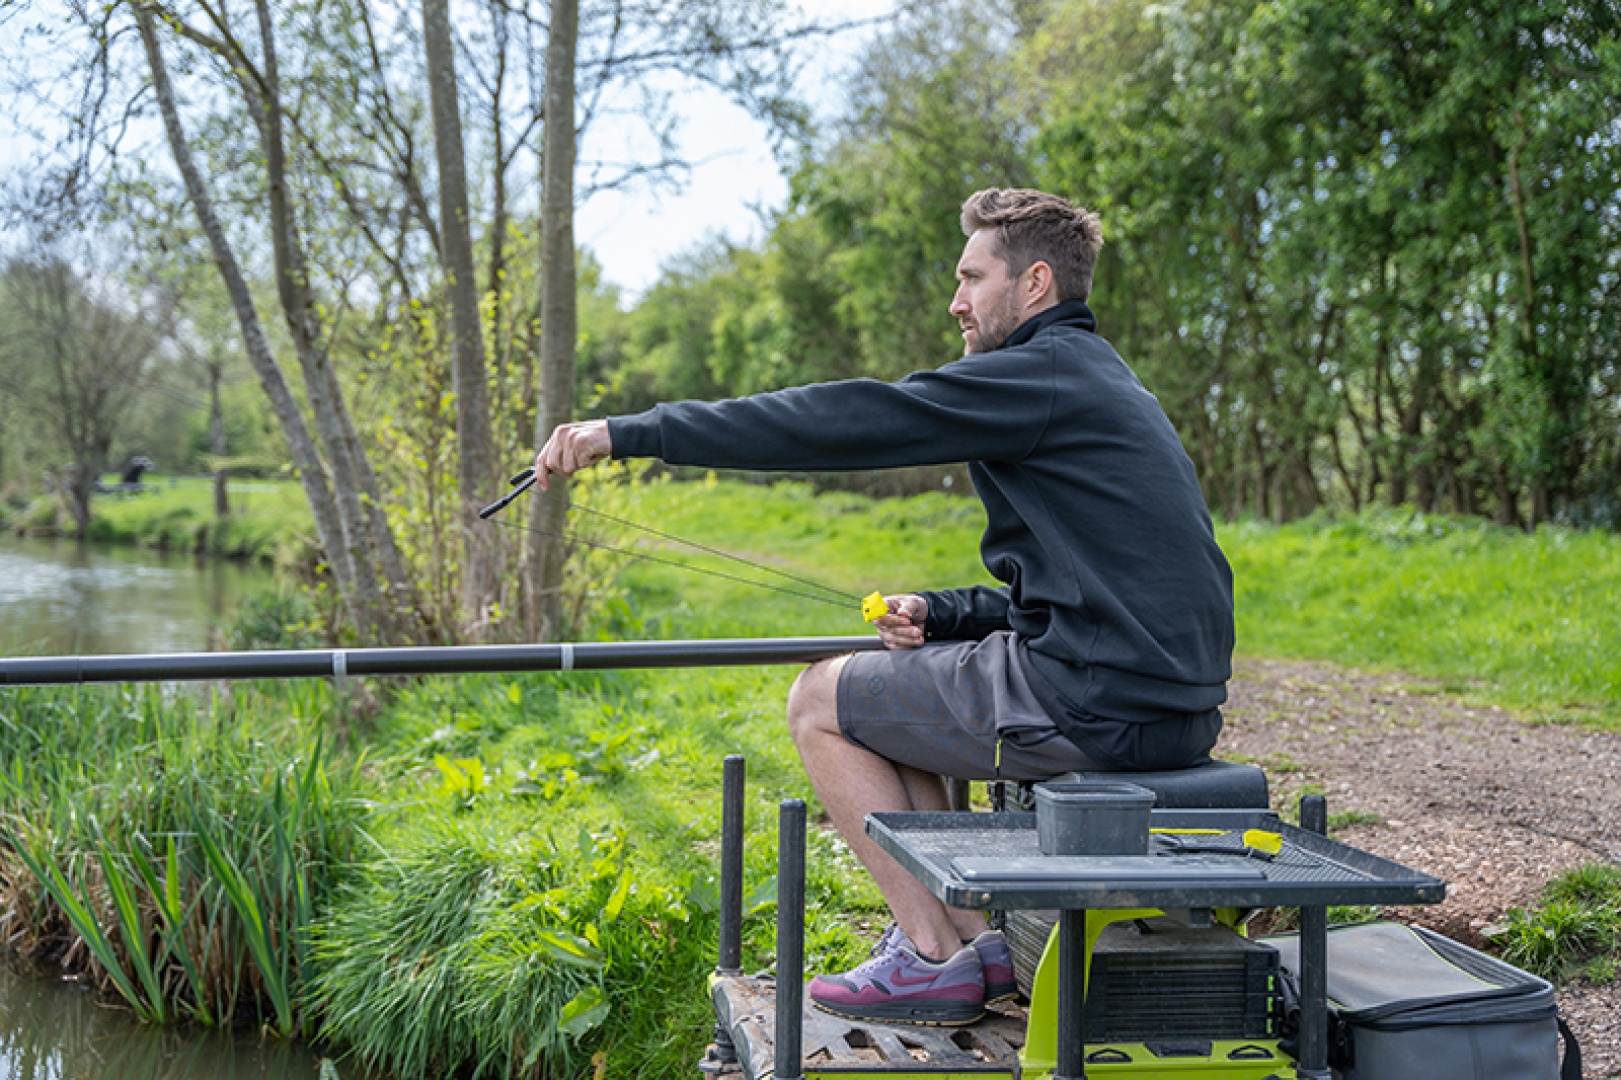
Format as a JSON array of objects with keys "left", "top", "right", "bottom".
[
  {"left": 535, "top": 420, "right": 612, "bottom": 490},
  {"left": 875, "top": 593, "right": 928, "bottom": 650}
]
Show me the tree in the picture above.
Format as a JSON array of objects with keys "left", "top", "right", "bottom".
[
  {"left": 1023, "top": 0, "right": 1621, "bottom": 525},
  {"left": 0, "top": 251, "right": 168, "bottom": 533},
  {"left": 525, "top": 0, "right": 579, "bottom": 640},
  {"left": 421, "top": 0, "right": 501, "bottom": 627},
  {"left": 131, "top": 3, "right": 399, "bottom": 642}
]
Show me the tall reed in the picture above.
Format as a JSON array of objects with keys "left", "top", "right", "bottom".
[{"left": 0, "top": 683, "right": 371, "bottom": 1032}]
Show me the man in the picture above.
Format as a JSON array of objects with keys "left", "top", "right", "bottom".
[{"left": 535, "top": 188, "right": 1234, "bottom": 1026}]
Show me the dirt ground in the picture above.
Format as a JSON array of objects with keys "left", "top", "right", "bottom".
[{"left": 1222, "top": 658, "right": 1621, "bottom": 1078}]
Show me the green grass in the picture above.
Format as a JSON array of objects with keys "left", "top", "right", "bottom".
[
  {"left": 0, "top": 680, "right": 371, "bottom": 1034},
  {"left": 1221, "top": 509, "right": 1621, "bottom": 729},
  {"left": 85, "top": 477, "right": 315, "bottom": 566},
  {"left": 1487, "top": 863, "right": 1621, "bottom": 983},
  {"left": 4, "top": 475, "right": 315, "bottom": 566}
]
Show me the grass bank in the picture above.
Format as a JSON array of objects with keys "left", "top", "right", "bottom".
[
  {"left": 1223, "top": 509, "right": 1621, "bottom": 729},
  {"left": 5, "top": 476, "right": 314, "bottom": 566},
  {"left": 4, "top": 479, "right": 1616, "bottom": 1078}
]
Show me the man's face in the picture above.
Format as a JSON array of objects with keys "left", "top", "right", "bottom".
[{"left": 950, "top": 229, "right": 1026, "bottom": 355}]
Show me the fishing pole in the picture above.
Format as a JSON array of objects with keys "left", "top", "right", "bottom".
[{"left": 479, "top": 468, "right": 890, "bottom": 622}]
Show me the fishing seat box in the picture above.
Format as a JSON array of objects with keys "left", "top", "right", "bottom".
[
  {"left": 1003, "top": 758, "right": 1271, "bottom": 997},
  {"left": 1264, "top": 921, "right": 1580, "bottom": 1080}
]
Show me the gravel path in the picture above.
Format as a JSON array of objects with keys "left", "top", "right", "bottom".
[{"left": 1223, "top": 658, "right": 1621, "bottom": 1078}]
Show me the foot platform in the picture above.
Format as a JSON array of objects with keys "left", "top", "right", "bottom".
[{"left": 706, "top": 972, "right": 1025, "bottom": 1078}]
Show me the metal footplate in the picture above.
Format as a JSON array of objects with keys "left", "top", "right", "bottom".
[{"left": 706, "top": 973, "right": 1027, "bottom": 1078}]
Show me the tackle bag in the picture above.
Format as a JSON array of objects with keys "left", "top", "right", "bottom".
[{"left": 1264, "top": 921, "right": 1581, "bottom": 1080}]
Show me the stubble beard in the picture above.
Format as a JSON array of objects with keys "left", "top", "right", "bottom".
[{"left": 963, "top": 291, "right": 1024, "bottom": 355}]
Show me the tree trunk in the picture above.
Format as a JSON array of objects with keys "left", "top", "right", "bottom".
[
  {"left": 68, "top": 465, "right": 93, "bottom": 536},
  {"left": 209, "top": 359, "right": 229, "bottom": 518},
  {"left": 250, "top": 0, "right": 392, "bottom": 642},
  {"left": 134, "top": 4, "right": 355, "bottom": 611},
  {"left": 527, "top": 0, "right": 579, "bottom": 641},
  {"left": 423, "top": 0, "right": 501, "bottom": 636}
]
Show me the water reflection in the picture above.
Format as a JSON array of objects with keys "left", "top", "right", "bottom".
[
  {"left": 0, "top": 961, "right": 362, "bottom": 1079},
  {"left": 0, "top": 536, "right": 276, "bottom": 656}
]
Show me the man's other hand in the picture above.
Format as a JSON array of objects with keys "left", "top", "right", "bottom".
[
  {"left": 875, "top": 594, "right": 927, "bottom": 650},
  {"left": 535, "top": 420, "right": 611, "bottom": 490}
]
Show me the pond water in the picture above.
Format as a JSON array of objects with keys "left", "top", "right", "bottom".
[
  {"left": 0, "top": 535, "right": 277, "bottom": 656},
  {"left": 0, "top": 960, "right": 353, "bottom": 1080}
]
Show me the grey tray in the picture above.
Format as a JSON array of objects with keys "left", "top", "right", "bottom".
[{"left": 867, "top": 808, "right": 1446, "bottom": 911}]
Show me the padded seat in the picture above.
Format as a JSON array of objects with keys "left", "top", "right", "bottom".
[{"left": 1042, "top": 757, "right": 1269, "bottom": 810}]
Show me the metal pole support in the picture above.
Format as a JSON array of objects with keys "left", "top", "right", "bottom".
[
  {"left": 1054, "top": 908, "right": 1088, "bottom": 1080},
  {"left": 701, "top": 755, "right": 747, "bottom": 1074},
  {"left": 718, "top": 755, "right": 746, "bottom": 975},
  {"left": 1297, "top": 793, "right": 1332, "bottom": 1080},
  {"left": 775, "top": 799, "right": 807, "bottom": 1080}
]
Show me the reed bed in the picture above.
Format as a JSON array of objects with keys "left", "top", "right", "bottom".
[{"left": 0, "top": 682, "right": 372, "bottom": 1036}]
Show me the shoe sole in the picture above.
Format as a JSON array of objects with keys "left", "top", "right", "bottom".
[
  {"left": 984, "top": 985, "right": 1019, "bottom": 1005},
  {"left": 811, "top": 998, "right": 986, "bottom": 1027}
]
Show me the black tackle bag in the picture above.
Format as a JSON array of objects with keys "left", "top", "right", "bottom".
[{"left": 1264, "top": 921, "right": 1581, "bottom": 1080}]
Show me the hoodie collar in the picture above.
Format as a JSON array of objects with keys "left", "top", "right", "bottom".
[{"left": 1001, "top": 300, "right": 1096, "bottom": 350}]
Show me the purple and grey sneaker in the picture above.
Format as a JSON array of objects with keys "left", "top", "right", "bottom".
[
  {"left": 809, "top": 942, "right": 985, "bottom": 1025},
  {"left": 865, "top": 923, "right": 1018, "bottom": 1006},
  {"left": 966, "top": 930, "right": 1018, "bottom": 1004}
]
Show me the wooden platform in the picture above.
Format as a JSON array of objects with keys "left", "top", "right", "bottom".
[{"left": 705, "top": 973, "right": 1026, "bottom": 1078}]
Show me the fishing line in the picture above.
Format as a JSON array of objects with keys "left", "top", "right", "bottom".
[
  {"left": 564, "top": 499, "right": 861, "bottom": 604},
  {"left": 479, "top": 468, "right": 864, "bottom": 612},
  {"left": 485, "top": 518, "right": 854, "bottom": 611}
]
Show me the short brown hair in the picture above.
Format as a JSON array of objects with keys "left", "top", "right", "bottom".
[{"left": 960, "top": 188, "right": 1104, "bottom": 302}]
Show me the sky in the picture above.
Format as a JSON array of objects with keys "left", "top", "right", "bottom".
[{"left": 575, "top": 0, "right": 892, "bottom": 299}]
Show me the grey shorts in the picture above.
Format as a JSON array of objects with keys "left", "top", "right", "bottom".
[{"left": 835, "top": 632, "right": 1101, "bottom": 781}]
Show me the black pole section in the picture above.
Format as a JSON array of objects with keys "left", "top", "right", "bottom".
[
  {"left": 1298, "top": 794, "right": 1331, "bottom": 1080},
  {"left": 1055, "top": 907, "right": 1088, "bottom": 1080},
  {"left": 702, "top": 754, "right": 747, "bottom": 1073},
  {"left": 775, "top": 799, "right": 807, "bottom": 1080},
  {"left": 718, "top": 755, "right": 746, "bottom": 975},
  {"left": 0, "top": 636, "right": 884, "bottom": 687}
]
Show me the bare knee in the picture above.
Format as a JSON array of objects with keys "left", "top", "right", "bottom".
[{"left": 787, "top": 655, "right": 847, "bottom": 747}]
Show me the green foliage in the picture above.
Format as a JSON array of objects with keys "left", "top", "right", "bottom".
[
  {"left": 1488, "top": 863, "right": 1621, "bottom": 983},
  {"left": 599, "top": 0, "right": 1621, "bottom": 530},
  {"left": 598, "top": 0, "right": 1031, "bottom": 416},
  {"left": 226, "top": 588, "right": 326, "bottom": 651}
]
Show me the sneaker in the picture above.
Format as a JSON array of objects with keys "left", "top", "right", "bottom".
[
  {"left": 869, "top": 923, "right": 1019, "bottom": 1006},
  {"left": 809, "top": 943, "right": 985, "bottom": 1025},
  {"left": 967, "top": 930, "right": 1018, "bottom": 1004}
]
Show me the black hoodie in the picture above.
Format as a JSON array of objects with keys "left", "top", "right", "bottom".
[{"left": 607, "top": 300, "right": 1234, "bottom": 768}]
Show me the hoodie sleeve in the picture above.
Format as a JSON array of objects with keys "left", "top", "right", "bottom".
[
  {"left": 606, "top": 350, "right": 1053, "bottom": 472},
  {"left": 919, "top": 585, "right": 1013, "bottom": 641}
]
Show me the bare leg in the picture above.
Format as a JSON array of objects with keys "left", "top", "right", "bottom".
[
  {"left": 787, "top": 657, "right": 986, "bottom": 960},
  {"left": 893, "top": 762, "right": 990, "bottom": 942}
]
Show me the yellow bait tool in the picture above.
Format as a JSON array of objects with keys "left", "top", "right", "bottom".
[
  {"left": 1242, "top": 829, "right": 1284, "bottom": 857},
  {"left": 861, "top": 591, "right": 888, "bottom": 622}
]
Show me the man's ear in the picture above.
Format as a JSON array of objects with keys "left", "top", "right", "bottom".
[{"left": 1025, "top": 260, "right": 1056, "bottom": 307}]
